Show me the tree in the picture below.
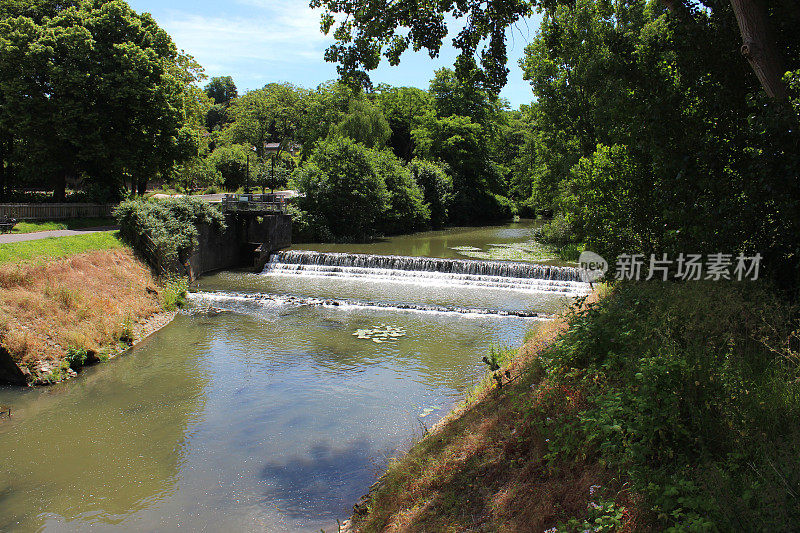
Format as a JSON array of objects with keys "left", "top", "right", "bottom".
[
  {"left": 376, "top": 85, "right": 434, "bottom": 161},
  {"left": 292, "top": 136, "right": 391, "bottom": 241},
  {"left": 332, "top": 97, "right": 391, "bottom": 148},
  {"left": 226, "top": 83, "right": 308, "bottom": 160},
  {"left": 204, "top": 76, "right": 238, "bottom": 105},
  {"left": 312, "top": 0, "right": 796, "bottom": 101},
  {"left": 372, "top": 149, "right": 430, "bottom": 234},
  {"left": 407, "top": 158, "right": 452, "bottom": 228},
  {"left": 0, "top": 0, "right": 188, "bottom": 199}
]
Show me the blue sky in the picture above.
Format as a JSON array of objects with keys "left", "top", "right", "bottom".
[{"left": 127, "top": 0, "right": 542, "bottom": 108}]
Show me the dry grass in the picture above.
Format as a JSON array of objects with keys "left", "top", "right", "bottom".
[
  {"left": 0, "top": 248, "right": 162, "bottom": 370},
  {"left": 345, "top": 288, "right": 645, "bottom": 533}
]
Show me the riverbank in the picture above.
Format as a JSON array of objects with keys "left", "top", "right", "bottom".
[
  {"left": 343, "top": 281, "right": 800, "bottom": 531},
  {"left": 0, "top": 247, "right": 182, "bottom": 385}
]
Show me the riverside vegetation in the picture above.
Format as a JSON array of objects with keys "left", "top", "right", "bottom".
[{"left": 347, "top": 282, "right": 800, "bottom": 531}]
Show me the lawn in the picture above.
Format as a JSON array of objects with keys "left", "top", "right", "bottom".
[
  {"left": 10, "top": 217, "right": 116, "bottom": 234},
  {"left": 0, "top": 231, "right": 124, "bottom": 264}
]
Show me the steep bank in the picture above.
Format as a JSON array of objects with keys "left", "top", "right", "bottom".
[
  {"left": 344, "top": 282, "right": 800, "bottom": 532},
  {"left": 0, "top": 248, "right": 178, "bottom": 385}
]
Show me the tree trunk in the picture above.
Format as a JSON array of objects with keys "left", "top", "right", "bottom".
[
  {"left": 137, "top": 175, "right": 148, "bottom": 197},
  {"left": 729, "top": 0, "right": 787, "bottom": 100},
  {"left": 660, "top": 0, "right": 787, "bottom": 100}
]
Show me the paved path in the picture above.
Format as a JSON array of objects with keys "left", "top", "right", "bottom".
[{"left": 0, "top": 226, "right": 118, "bottom": 244}]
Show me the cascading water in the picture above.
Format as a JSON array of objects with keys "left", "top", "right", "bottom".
[{"left": 262, "top": 250, "right": 591, "bottom": 295}]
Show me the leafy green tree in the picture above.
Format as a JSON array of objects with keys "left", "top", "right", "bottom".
[
  {"left": 204, "top": 76, "right": 238, "bottom": 105},
  {"left": 332, "top": 97, "right": 391, "bottom": 148},
  {"left": 375, "top": 85, "right": 434, "bottom": 161},
  {"left": 407, "top": 158, "right": 452, "bottom": 228},
  {"left": 372, "top": 149, "right": 429, "bottom": 234},
  {"left": 292, "top": 136, "right": 390, "bottom": 241},
  {"left": 207, "top": 144, "right": 251, "bottom": 191},
  {"left": 0, "top": 0, "right": 188, "bottom": 199},
  {"left": 226, "top": 83, "right": 308, "bottom": 159}
]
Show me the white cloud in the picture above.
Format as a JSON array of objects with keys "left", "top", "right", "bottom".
[{"left": 159, "top": 0, "right": 333, "bottom": 80}]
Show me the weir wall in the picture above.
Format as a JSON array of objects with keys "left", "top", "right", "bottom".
[{"left": 186, "top": 213, "right": 292, "bottom": 279}]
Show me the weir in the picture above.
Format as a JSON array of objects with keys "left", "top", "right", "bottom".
[{"left": 263, "top": 250, "right": 590, "bottom": 295}]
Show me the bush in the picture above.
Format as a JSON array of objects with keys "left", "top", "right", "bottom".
[
  {"left": 114, "top": 196, "right": 226, "bottom": 263},
  {"left": 408, "top": 158, "right": 452, "bottom": 228},
  {"left": 373, "top": 150, "right": 430, "bottom": 235},
  {"left": 535, "top": 213, "right": 578, "bottom": 246},
  {"left": 291, "top": 136, "right": 391, "bottom": 241},
  {"left": 533, "top": 282, "right": 800, "bottom": 530}
]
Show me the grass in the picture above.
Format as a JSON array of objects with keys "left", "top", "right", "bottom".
[
  {"left": 346, "top": 282, "right": 800, "bottom": 532},
  {"left": 0, "top": 231, "right": 124, "bottom": 265},
  {"left": 0, "top": 248, "right": 164, "bottom": 382},
  {"left": 10, "top": 217, "right": 115, "bottom": 234}
]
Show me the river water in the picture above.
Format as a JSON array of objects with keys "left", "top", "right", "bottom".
[{"left": 0, "top": 221, "right": 585, "bottom": 532}]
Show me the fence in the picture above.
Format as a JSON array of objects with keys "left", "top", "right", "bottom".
[{"left": 0, "top": 203, "right": 115, "bottom": 221}]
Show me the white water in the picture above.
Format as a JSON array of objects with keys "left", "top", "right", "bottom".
[{"left": 263, "top": 250, "right": 591, "bottom": 296}]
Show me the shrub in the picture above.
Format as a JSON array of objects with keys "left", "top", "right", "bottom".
[
  {"left": 533, "top": 282, "right": 800, "bottom": 530},
  {"left": 535, "top": 213, "right": 578, "bottom": 246},
  {"left": 161, "top": 277, "right": 188, "bottom": 311},
  {"left": 373, "top": 150, "right": 430, "bottom": 235},
  {"left": 291, "top": 136, "right": 391, "bottom": 241},
  {"left": 408, "top": 158, "right": 452, "bottom": 228},
  {"left": 114, "top": 196, "right": 226, "bottom": 263}
]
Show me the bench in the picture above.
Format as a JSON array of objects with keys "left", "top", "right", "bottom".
[{"left": 0, "top": 217, "right": 16, "bottom": 233}]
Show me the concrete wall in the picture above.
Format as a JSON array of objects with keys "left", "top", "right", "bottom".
[{"left": 186, "top": 213, "right": 291, "bottom": 279}]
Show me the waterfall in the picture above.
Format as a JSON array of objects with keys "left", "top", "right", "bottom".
[{"left": 262, "top": 250, "right": 590, "bottom": 295}]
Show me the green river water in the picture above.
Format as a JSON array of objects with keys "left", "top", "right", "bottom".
[{"left": 0, "top": 221, "right": 581, "bottom": 532}]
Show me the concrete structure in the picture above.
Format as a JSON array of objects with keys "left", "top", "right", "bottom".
[{"left": 185, "top": 213, "right": 292, "bottom": 280}]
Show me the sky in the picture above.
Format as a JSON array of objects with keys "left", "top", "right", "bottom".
[{"left": 126, "top": 0, "right": 543, "bottom": 108}]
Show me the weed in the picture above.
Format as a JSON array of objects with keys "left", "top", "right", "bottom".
[{"left": 161, "top": 277, "right": 188, "bottom": 310}]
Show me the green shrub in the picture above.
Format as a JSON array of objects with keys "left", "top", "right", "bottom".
[
  {"left": 291, "top": 136, "right": 391, "bottom": 241},
  {"left": 535, "top": 213, "right": 578, "bottom": 246},
  {"left": 161, "top": 277, "right": 188, "bottom": 311},
  {"left": 114, "top": 197, "right": 225, "bottom": 263},
  {"left": 534, "top": 282, "right": 800, "bottom": 530},
  {"left": 408, "top": 158, "right": 452, "bottom": 228}
]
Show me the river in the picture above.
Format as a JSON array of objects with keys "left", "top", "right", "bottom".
[{"left": 0, "top": 221, "right": 586, "bottom": 532}]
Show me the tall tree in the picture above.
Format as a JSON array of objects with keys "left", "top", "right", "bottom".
[{"left": 0, "top": 0, "right": 188, "bottom": 199}]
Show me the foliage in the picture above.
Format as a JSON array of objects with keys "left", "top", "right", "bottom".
[
  {"left": 310, "top": 0, "right": 533, "bottom": 92},
  {"left": 534, "top": 213, "right": 578, "bottom": 246},
  {"left": 533, "top": 282, "right": 800, "bottom": 530},
  {"left": 407, "top": 158, "right": 452, "bottom": 228},
  {"left": 206, "top": 144, "right": 251, "bottom": 191},
  {"left": 114, "top": 197, "right": 225, "bottom": 262},
  {"left": 291, "top": 136, "right": 391, "bottom": 241},
  {"left": 204, "top": 75, "right": 238, "bottom": 105},
  {"left": 160, "top": 277, "right": 188, "bottom": 311},
  {"left": 519, "top": 0, "right": 800, "bottom": 286},
  {"left": 332, "top": 97, "right": 391, "bottom": 148},
  {"left": 372, "top": 150, "right": 430, "bottom": 235},
  {"left": 0, "top": 0, "right": 192, "bottom": 199},
  {"left": 172, "top": 157, "right": 222, "bottom": 194}
]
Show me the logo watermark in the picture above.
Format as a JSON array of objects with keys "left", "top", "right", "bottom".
[{"left": 578, "top": 252, "right": 762, "bottom": 282}]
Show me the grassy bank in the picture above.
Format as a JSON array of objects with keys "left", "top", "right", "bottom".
[
  {"left": 10, "top": 217, "right": 116, "bottom": 234},
  {"left": 0, "top": 246, "right": 185, "bottom": 384},
  {"left": 347, "top": 282, "right": 800, "bottom": 531},
  {"left": 0, "top": 231, "right": 123, "bottom": 265}
]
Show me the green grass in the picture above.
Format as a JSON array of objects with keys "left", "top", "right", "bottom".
[
  {"left": 10, "top": 217, "right": 115, "bottom": 234},
  {"left": 0, "top": 231, "right": 124, "bottom": 264}
]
